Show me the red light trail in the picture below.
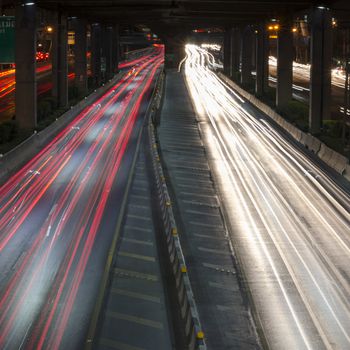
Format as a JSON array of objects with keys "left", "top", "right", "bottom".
[{"left": 0, "top": 47, "right": 164, "bottom": 349}]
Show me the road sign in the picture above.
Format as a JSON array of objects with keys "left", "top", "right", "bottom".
[{"left": 0, "top": 16, "right": 15, "bottom": 63}]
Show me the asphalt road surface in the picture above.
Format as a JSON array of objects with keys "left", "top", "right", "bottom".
[
  {"left": 185, "top": 44, "right": 350, "bottom": 350},
  {"left": 0, "top": 46, "right": 163, "bottom": 350}
]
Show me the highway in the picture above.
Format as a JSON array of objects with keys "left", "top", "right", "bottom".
[
  {"left": 0, "top": 46, "right": 163, "bottom": 350},
  {"left": 185, "top": 44, "right": 350, "bottom": 350},
  {"left": 268, "top": 56, "right": 347, "bottom": 119}
]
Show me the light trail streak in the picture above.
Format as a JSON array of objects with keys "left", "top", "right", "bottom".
[
  {"left": 185, "top": 44, "right": 350, "bottom": 350},
  {"left": 0, "top": 46, "right": 164, "bottom": 349}
]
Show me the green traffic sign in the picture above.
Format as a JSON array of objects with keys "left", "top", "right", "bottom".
[{"left": 0, "top": 16, "right": 15, "bottom": 63}]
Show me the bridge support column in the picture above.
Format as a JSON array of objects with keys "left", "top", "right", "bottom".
[
  {"left": 223, "top": 29, "right": 232, "bottom": 76},
  {"left": 52, "top": 11, "right": 68, "bottom": 108},
  {"left": 276, "top": 19, "right": 293, "bottom": 109},
  {"left": 309, "top": 7, "right": 332, "bottom": 134},
  {"left": 231, "top": 27, "right": 241, "bottom": 81},
  {"left": 73, "top": 18, "right": 87, "bottom": 96},
  {"left": 255, "top": 23, "right": 269, "bottom": 96},
  {"left": 15, "top": 2, "right": 37, "bottom": 129},
  {"left": 91, "top": 23, "right": 102, "bottom": 87},
  {"left": 112, "top": 25, "right": 120, "bottom": 74},
  {"left": 103, "top": 26, "right": 113, "bottom": 81},
  {"left": 241, "top": 25, "right": 253, "bottom": 86}
]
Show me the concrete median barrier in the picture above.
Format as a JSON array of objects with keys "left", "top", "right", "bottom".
[{"left": 147, "top": 77, "right": 206, "bottom": 349}]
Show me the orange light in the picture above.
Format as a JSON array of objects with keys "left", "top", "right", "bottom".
[
  {"left": 46, "top": 26, "right": 53, "bottom": 33},
  {"left": 268, "top": 25, "right": 274, "bottom": 31},
  {"left": 274, "top": 25, "right": 280, "bottom": 30},
  {"left": 292, "top": 27, "right": 297, "bottom": 33},
  {"left": 269, "top": 35, "right": 278, "bottom": 39}
]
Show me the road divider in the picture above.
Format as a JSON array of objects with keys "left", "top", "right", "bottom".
[
  {"left": 148, "top": 74, "right": 206, "bottom": 350},
  {"left": 218, "top": 72, "right": 350, "bottom": 178}
]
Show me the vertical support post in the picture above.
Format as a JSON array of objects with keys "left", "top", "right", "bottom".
[
  {"left": 15, "top": 2, "right": 37, "bottom": 129},
  {"left": 223, "top": 29, "right": 232, "bottom": 76},
  {"left": 255, "top": 23, "right": 269, "bottom": 96},
  {"left": 104, "top": 26, "right": 113, "bottom": 81},
  {"left": 52, "top": 11, "right": 68, "bottom": 108},
  {"left": 231, "top": 27, "right": 241, "bottom": 80},
  {"left": 309, "top": 6, "right": 332, "bottom": 134},
  {"left": 73, "top": 18, "right": 87, "bottom": 96},
  {"left": 241, "top": 25, "right": 253, "bottom": 86},
  {"left": 91, "top": 23, "right": 102, "bottom": 87},
  {"left": 276, "top": 19, "right": 293, "bottom": 108},
  {"left": 112, "top": 24, "right": 120, "bottom": 74}
]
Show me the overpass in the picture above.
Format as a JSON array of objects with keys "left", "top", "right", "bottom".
[{"left": 0, "top": 1, "right": 350, "bottom": 350}]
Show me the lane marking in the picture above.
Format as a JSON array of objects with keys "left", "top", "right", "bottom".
[
  {"left": 114, "top": 268, "right": 158, "bottom": 281},
  {"left": 124, "top": 225, "right": 152, "bottom": 233},
  {"left": 111, "top": 288, "right": 161, "bottom": 303},
  {"left": 122, "top": 238, "right": 153, "bottom": 246},
  {"left": 185, "top": 209, "right": 220, "bottom": 217},
  {"left": 99, "top": 338, "right": 144, "bottom": 350},
  {"left": 180, "top": 191, "right": 217, "bottom": 199},
  {"left": 189, "top": 221, "right": 222, "bottom": 229},
  {"left": 198, "top": 247, "right": 229, "bottom": 255},
  {"left": 106, "top": 311, "right": 164, "bottom": 330},
  {"left": 216, "top": 305, "right": 232, "bottom": 312},
  {"left": 127, "top": 214, "right": 151, "bottom": 221},
  {"left": 119, "top": 251, "right": 155, "bottom": 262},
  {"left": 128, "top": 203, "right": 149, "bottom": 209},
  {"left": 194, "top": 233, "right": 225, "bottom": 240},
  {"left": 129, "top": 195, "right": 149, "bottom": 201},
  {"left": 183, "top": 200, "right": 219, "bottom": 208},
  {"left": 208, "top": 281, "right": 237, "bottom": 292},
  {"left": 202, "top": 262, "right": 234, "bottom": 273}
]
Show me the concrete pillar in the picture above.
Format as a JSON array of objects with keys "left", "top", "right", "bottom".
[
  {"left": 309, "top": 7, "right": 332, "bottom": 134},
  {"left": 91, "top": 23, "right": 102, "bottom": 87},
  {"left": 241, "top": 25, "right": 253, "bottom": 86},
  {"left": 231, "top": 27, "right": 241, "bottom": 80},
  {"left": 112, "top": 25, "right": 120, "bottom": 74},
  {"left": 15, "top": 2, "right": 37, "bottom": 129},
  {"left": 223, "top": 29, "right": 232, "bottom": 76},
  {"left": 103, "top": 26, "right": 113, "bottom": 81},
  {"left": 276, "top": 19, "right": 293, "bottom": 108},
  {"left": 52, "top": 11, "right": 68, "bottom": 108},
  {"left": 73, "top": 18, "right": 87, "bottom": 96},
  {"left": 255, "top": 23, "right": 269, "bottom": 96}
]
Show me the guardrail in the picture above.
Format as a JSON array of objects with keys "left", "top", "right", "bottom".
[
  {"left": 148, "top": 73, "right": 206, "bottom": 350},
  {"left": 218, "top": 72, "right": 350, "bottom": 180}
]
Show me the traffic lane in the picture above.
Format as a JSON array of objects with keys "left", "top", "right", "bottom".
[
  {"left": 185, "top": 45, "right": 350, "bottom": 350},
  {"left": 0, "top": 51, "right": 163, "bottom": 349},
  {"left": 269, "top": 65, "right": 346, "bottom": 119}
]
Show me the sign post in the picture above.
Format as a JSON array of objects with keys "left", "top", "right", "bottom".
[{"left": 0, "top": 16, "right": 15, "bottom": 63}]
